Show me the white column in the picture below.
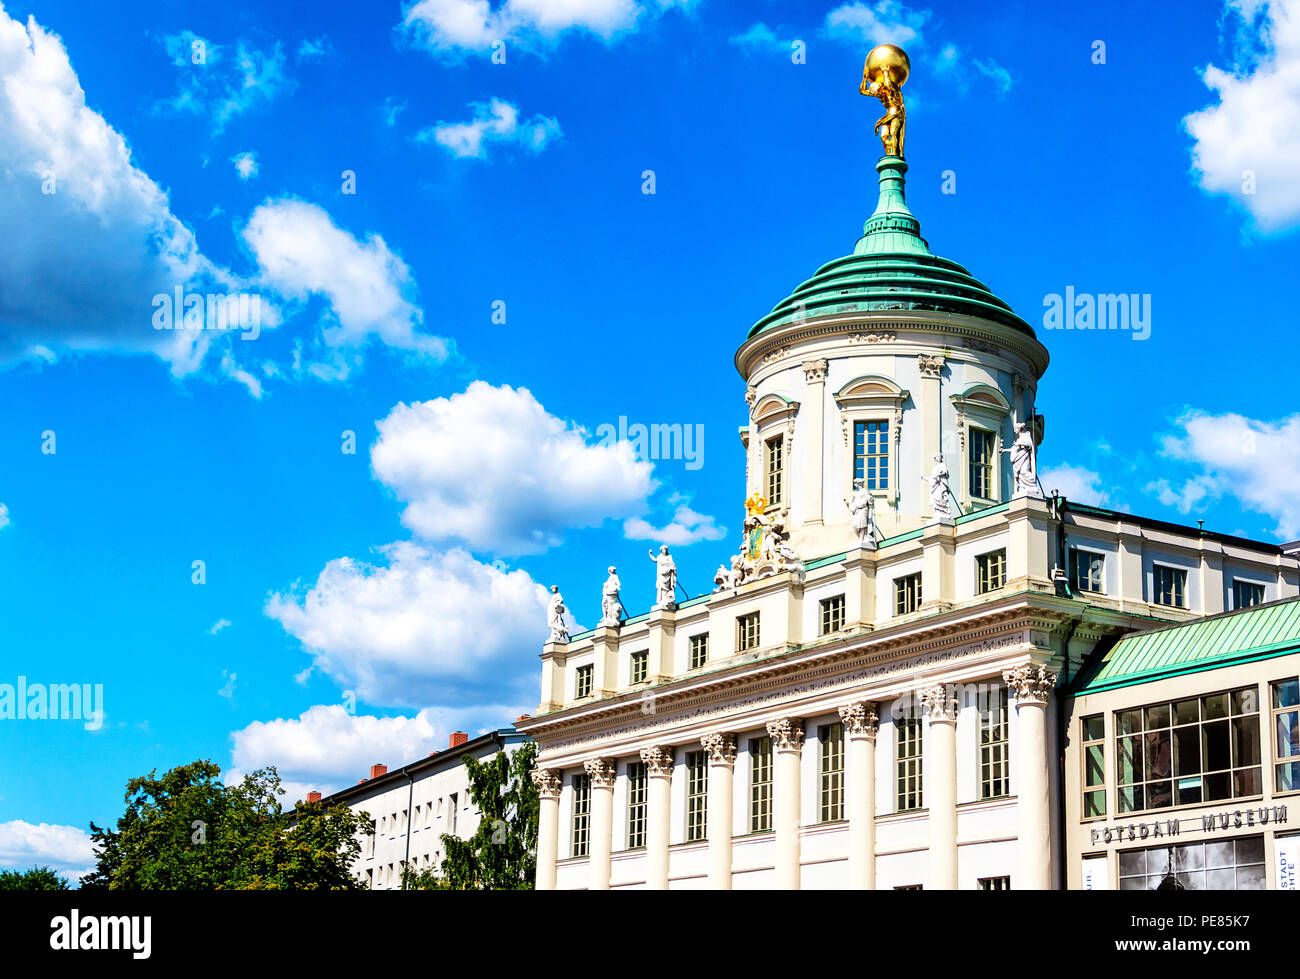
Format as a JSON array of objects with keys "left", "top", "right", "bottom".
[
  {"left": 532, "top": 769, "right": 562, "bottom": 890},
  {"left": 839, "top": 702, "right": 879, "bottom": 889},
  {"left": 920, "top": 685, "right": 958, "bottom": 890},
  {"left": 702, "top": 732, "right": 736, "bottom": 889},
  {"left": 802, "top": 359, "right": 827, "bottom": 525},
  {"left": 1005, "top": 664, "right": 1058, "bottom": 891},
  {"left": 767, "top": 718, "right": 805, "bottom": 890},
  {"left": 585, "top": 758, "right": 616, "bottom": 891},
  {"left": 641, "top": 745, "right": 674, "bottom": 889}
]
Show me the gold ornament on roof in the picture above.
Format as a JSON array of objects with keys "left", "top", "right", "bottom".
[
  {"left": 744, "top": 492, "right": 768, "bottom": 516},
  {"left": 861, "top": 44, "right": 909, "bottom": 158}
]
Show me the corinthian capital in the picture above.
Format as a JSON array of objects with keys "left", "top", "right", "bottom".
[
  {"left": 802, "top": 359, "right": 828, "bottom": 383},
  {"left": 1004, "top": 664, "right": 1058, "bottom": 705},
  {"left": 766, "top": 718, "right": 805, "bottom": 752},
  {"left": 838, "top": 701, "right": 879, "bottom": 738},
  {"left": 530, "top": 768, "right": 562, "bottom": 800},
  {"left": 701, "top": 732, "right": 737, "bottom": 766},
  {"left": 640, "top": 745, "right": 675, "bottom": 777},
  {"left": 583, "top": 757, "right": 617, "bottom": 788},
  {"left": 919, "top": 684, "right": 959, "bottom": 722}
]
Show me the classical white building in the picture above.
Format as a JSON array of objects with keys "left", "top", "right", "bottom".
[
  {"left": 515, "top": 135, "right": 1300, "bottom": 889},
  {"left": 307, "top": 727, "right": 529, "bottom": 890}
]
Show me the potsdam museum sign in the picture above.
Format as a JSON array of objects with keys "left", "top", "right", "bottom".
[{"left": 1090, "top": 807, "right": 1289, "bottom": 846}]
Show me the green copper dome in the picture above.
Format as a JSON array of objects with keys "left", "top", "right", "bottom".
[{"left": 747, "top": 156, "right": 1034, "bottom": 339}]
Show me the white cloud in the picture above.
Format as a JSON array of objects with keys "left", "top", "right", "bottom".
[
  {"left": 824, "top": 0, "right": 928, "bottom": 47},
  {"left": 400, "top": 0, "right": 694, "bottom": 58},
  {"left": 157, "top": 30, "right": 291, "bottom": 133},
  {"left": 227, "top": 702, "right": 526, "bottom": 800},
  {"left": 0, "top": 9, "right": 229, "bottom": 372},
  {"left": 296, "top": 37, "right": 331, "bottom": 62},
  {"left": 209, "top": 617, "right": 232, "bottom": 635},
  {"left": 242, "top": 198, "right": 450, "bottom": 369},
  {"left": 729, "top": 22, "right": 787, "bottom": 53},
  {"left": 265, "top": 541, "right": 551, "bottom": 705},
  {"left": 624, "top": 502, "right": 725, "bottom": 546},
  {"left": 1152, "top": 410, "right": 1300, "bottom": 539},
  {"left": 218, "top": 669, "right": 238, "bottom": 701},
  {"left": 0, "top": 820, "right": 96, "bottom": 880},
  {"left": 416, "top": 97, "right": 561, "bottom": 159},
  {"left": 370, "top": 381, "right": 655, "bottom": 554},
  {"left": 0, "top": 503, "right": 8, "bottom": 530},
  {"left": 1039, "top": 464, "right": 1113, "bottom": 508},
  {"left": 1184, "top": 0, "right": 1300, "bottom": 231},
  {"left": 382, "top": 96, "right": 406, "bottom": 127},
  {"left": 231, "top": 150, "right": 258, "bottom": 180}
]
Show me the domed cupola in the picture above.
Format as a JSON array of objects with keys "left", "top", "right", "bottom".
[{"left": 732, "top": 44, "right": 1049, "bottom": 564}]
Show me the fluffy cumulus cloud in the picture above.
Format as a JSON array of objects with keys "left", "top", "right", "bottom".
[
  {"left": 1149, "top": 410, "right": 1300, "bottom": 539},
  {"left": 265, "top": 541, "right": 551, "bottom": 705},
  {"left": 231, "top": 150, "right": 259, "bottom": 180},
  {"left": 1039, "top": 463, "right": 1114, "bottom": 508},
  {"left": 227, "top": 702, "right": 527, "bottom": 799},
  {"left": 1184, "top": 0, "right": 1300, "bottom": 231},
  {"left": 242, "top": 198, "right": 450, "bottom": 370},
  {"left": 157, "top": 30, "right": 292, "bottom": 133},
  {"left": 400, "top": 0, "right": 696, "bottom": 58},
  {"left": 824, "top": 0, "right": 928, "bottom": 47},
  {"left": 370, "top": 381, "right": 655, "bottom": 554},
  {"left": 416, "top": 98, "right": 561, "bottom": 159},
  {"left": 624, "top": 502, "right": 725, "bottom": 546},
  {"left": 0, "top": 8, "right": 229, "bottom": 372},
  {"left": 0, "top": 820, "right": 96, "bottom": 880}
]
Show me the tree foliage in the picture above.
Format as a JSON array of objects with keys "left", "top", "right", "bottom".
[
  {"left": 0, "top": 866, "right": 71, "bottom": 890},
  {"left": 81, "top": 759, "right": 370, "bottom": 890},
  {"left": 403, "top": 741, "right": 538, "bottom": 890}
]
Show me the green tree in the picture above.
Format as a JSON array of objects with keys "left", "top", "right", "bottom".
[
  {"left": 82, "top": 759, "right": 370, "bottom": 890},
  {"left": 0, "top": 866, "right": 71, "bottom": 890},
  {"left": 403, "top": 741, "right": 538, "bottom": 890}
]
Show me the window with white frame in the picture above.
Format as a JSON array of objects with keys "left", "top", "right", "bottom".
[
  {"left": 819, "top": 722, "right": 845, "bottom": 822},
  {"left": 1070, "top": 547, "right": 1105, "bottom": 594},
  {"left": 895, "top": 573, "right": 922, "bottom": 615},
  {"left": 629, "top": 649, "right": 648, "bottom": 685},
  {"left": 571, "top": 774, "right": 591, "bottom": 857},
  {"left": 1152, "top": 564, "right": 1187, "bottom": 608},
  {"left": 685, "top": 751, "right": 708, "bottom": 842},
  {"left": 626, "top": 761, "right": 648, "bottom": 850},
  {"left": 1272, "top": 677, "right": 1299, "bottom": 793},
  {"left": 977, "top": 549, "right": 1006, "bottom": 594},
  {"left": 1081, "top": 714, "right": 1107, "bottom": 818},
  {"left": 854, "top": 420, "right": 890, "bottom": 490},
  {"left": 896, "top": 711, "right": 923, "bottom": 811},
  {"left": 737, "top": 612, "right": 760, "bottom": 652},
  {"left": 765, "top": 436, "right": 784, "bottom": 505},
  {"left": 820, "top": 594, "right": 846, "bottom": 635},
  {"left": 969, "top": 427, "right": 996, "bottom": 502},
  {"left": 575, "top": 663, "right": 594, "bottom": 699},
  {"left": 979, "top": 687, "right": 1009, "bottom": 799},
  {"left": 750, "top": 736, "right": 773, "bottom": 832},
  {"left": 689, "top": 633, "right": 709, "bottom": 670},
  {"left": 1233, "top": 579, "right": 1265, "bottom": 610}
]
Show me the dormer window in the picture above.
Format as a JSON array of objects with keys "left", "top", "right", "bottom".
[{"left": 765, "top": 436, "right": 784, "bottom": 505}]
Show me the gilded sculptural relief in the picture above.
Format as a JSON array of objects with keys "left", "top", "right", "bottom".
[{"left": 861, "top": 43, "right": 909, "bottom": 158}]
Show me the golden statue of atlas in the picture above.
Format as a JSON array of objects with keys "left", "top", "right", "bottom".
[{"left": 861, "top": 44, "right": 910, "bottom": 158}]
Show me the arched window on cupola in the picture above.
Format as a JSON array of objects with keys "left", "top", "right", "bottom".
[
  {"left": 834, "top": 375, "right": 909, "bottom": 508},
  {"left": 948, "top": 383, "right": 1012, "bottom": 512},
  {"left": 747, "top": 394, "right": 799, "bottom": 508}
]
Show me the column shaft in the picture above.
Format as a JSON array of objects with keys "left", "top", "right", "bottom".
[
  {"left": 1006, "top": 665, "right": 1058, "bottom": 891},
  {"left": 532, "top": 769, "right": 561, "bottom": 891},
  {"left": 585, "top": 759, "right": 616, "bottom": 891},
  {"left": 921, "top": 686, "right": 958, "bottom": 890},
  {"left": 702, "top": 733, "right": 736, "bottom": 889},
  {"left": 840, "top": 702, "right": 879, "bottom": 889},
  {"left": 642, "top": 746, "right": 673, "bottom": 889},
  {"left": 767, "top": 719, "right": 804, "bottom": 890}
]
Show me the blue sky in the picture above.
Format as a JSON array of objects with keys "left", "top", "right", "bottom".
[{"left": 1, "top": 0, "right": 1298, "bottom": 877}]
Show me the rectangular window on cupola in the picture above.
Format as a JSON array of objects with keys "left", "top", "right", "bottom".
[
  {"left": 854, "top": 420, "right": 889, "bottom": 490},
  {"left": 765, "top": 436, "right": 784, "bottom": 504},
  {"left": 969, "top": 428, "right": 995, "bottom": 502}
]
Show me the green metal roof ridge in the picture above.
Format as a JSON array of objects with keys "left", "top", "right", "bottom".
[
  {"left": 956, "top": 501, "right": 1010, "bottom": 523},
  {"left": 803, "top": 552, "right": 848, "bottom": 571},
  {"left": 1063, "top": 500, "right": 1286, "bottom": 553}
]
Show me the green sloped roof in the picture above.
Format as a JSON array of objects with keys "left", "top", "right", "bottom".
[
  {"left": 747, "top": 155, "right": 1034, "bottom": 340},
  {"left": 1076, "top": 598, "right": 1300, "bottom": 694}
]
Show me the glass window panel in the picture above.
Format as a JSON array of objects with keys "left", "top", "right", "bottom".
[
  {"left": 1117, "top": 710, "right": 1143, "bottom": 735},
  {"left": 1236, "top": 836, "right": 1266, "bottom": 864},
  {"left": 1082, "top": 714, "right": 1105, "bottom": 741},
  {"left": 1085, "top": 744, "right": 1105, "bottom": 787},
  {"left": 1232, "top": 716, "right": 1261, "bottom": 767},
  {"left": 1204, "top": 771, "right": 1232, "bottom": 801},
  {"left": 1275, "top": 679, "right": 1300, "bottom": 710},
  {"left": 1145, "top": 704, "right": 1170, "bottom": 729},
  {"left": 1233, "top": 767, "right": 1262, "bottom": 797},
  {"left": 1278, "top": 760, "right": 1300, "bottom": 793},
  {"left": 1117, "top": 736, "right": 1143, "bottom": 784},
  {"left": 1084, "top": 789, "right": 1106, "bottom": 818},
  {"left": 1175, "top": 842, "right": 1205, "bottom": 870},
  {"left": 1173, "top": 726, "right": 1201, "bottom": 776},
  {"left": 1202, "top": 693, "right": 1230, "bottom": 720},
  {"left": 1118, "top": 849, "right": 1146, "bottom": 877},
  {"left": 1118, "top": 785, "right": 1142, "bottom": 813},
  {"left": 1118, "top": 876, "right": 1148, "bottom": 890},
  {"left": 1280, "top": 713, "right": 1300, "bottom": 757},
  {"left": 1206, "top": 868, "right": 1236, "bottom": 890},
  {"left": 1237, "top": 864, "right": 1267, "bottom": 890},
  {"left": 1176, "top": 871, "right": 1206, "bottom": 890},
  {"left": 1146, "top": 781, "right": 1173, "bottom": 808},
  {"left": 1174, "top": 698, "right": 1200, "bottom": 725},
  {"left": 1204, "top": 841, "right": 1235, "bottom": 868},
  {"left": 1203, "top": 721, "right": 1231, "bottom": 771},
  {"left": 1231, "top": 687, "right": 1259, "bottom": 716},
  {"left": 1144, "top": 731, "right": 1172, "bottom": 780},
  {"left": 1175, "top": 780, "right": 1203, "bottom": 806}
]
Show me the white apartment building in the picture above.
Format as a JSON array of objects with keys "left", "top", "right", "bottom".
[{"left": 307, "top": 727, "right": 529, "bottom": 890}]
